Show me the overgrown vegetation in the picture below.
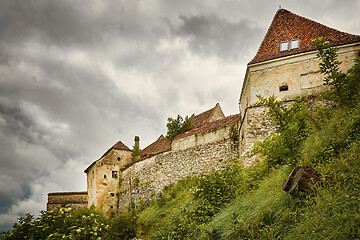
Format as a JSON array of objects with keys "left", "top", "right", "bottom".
[
  {"left": 2, "top": 206, "right": 108, "bottom": 240},
  {"left": 166, "top": 114, "right": 192, "bottom": 141},
  {"left": 3, "top": 39, "right": 360, "bottom": 239},
  {"left": 132, "top": 143, "right": 141, "bottom": 161}
]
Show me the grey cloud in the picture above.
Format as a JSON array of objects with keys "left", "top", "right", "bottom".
[{"left": 170, "top": 14, "right": 263, "bottom": 60}]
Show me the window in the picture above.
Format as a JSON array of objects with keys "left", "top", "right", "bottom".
[
  {"left": 290, "top": 39, "right": 300, "bottom": 50},
  {"left": 280, "top": 39, "right": 300, "bottom": 52},
  {"left": 280, "top": 41, "right": 289, "bottom": 52},
  {"left": 110, "top": 206, "right": 113, "bottom": 209},
  {"left": 112, "top": 171, "right": 118, "bottom": 178},
  {"left": 100, "top": 162, "right": 103, "bottom": 166},
  {"left": 104, "top": 174, "right": 107, "bottom": 178},
  {"left": 110, "top": 193, "right": 115, "bottom": 197},
  {"left": 280, "top": 85, "right": 289, "bottom": 92},
  {"left": 117, "top": 157, "right": 120, "bottom": 161}
]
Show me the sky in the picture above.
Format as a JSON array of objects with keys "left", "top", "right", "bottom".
[{"left": 0, "top": 0, "right": 359, "bottom": 231}]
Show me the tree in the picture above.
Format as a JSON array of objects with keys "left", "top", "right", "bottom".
[
  {"left": 132, "top": 144, "right": 141, "bottom": 161},
  {"left": 166, "top": 115, "right": 192, "bottom": 141},
  {"left": 312, "top": 37, "right": 360, "bottom": 107}
]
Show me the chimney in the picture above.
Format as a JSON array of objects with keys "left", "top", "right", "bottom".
[{"left": 134, "top": 136, "right": 140, "bottom": 149}]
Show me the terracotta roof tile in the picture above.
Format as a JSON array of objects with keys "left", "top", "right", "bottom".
[
  {"left": 141, "top": 134, "right": 171, "bottom": 157},
  {"left": 249, "top": 9, "right": 360, "bottom": 65},
  {"left": 173, "top": 114, "right": 240, "bottom": 141},
  {"left": 99, "top": 140, "right": 131, "bottom": 159},
  {"left": 190, "top": 103, "right": 219, "bottom": 128}
]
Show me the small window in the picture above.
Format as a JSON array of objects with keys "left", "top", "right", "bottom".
[
  {"left": 117, "top": 157, "right": 120, "bottom": 161},
  {"left": 110, "top": 206, "right": 113, "bottom": 209},
  {"left": 280, "top": 41, "right": 289, "bottom": 52},
  {"left": 100, "top": 162, "right": 103, "bottom": 166},
  {"left": 280, "top": 85, "right": 289, "bottom": 92},
  {"left": 280, "top": 39, "right": 300, "bottom": 52},
  {"left": 104, "top": 174, "right": 107, "bottom": 178},
  {"left": 112, "top": 171, "right": 118, "bottom": 178},
  {"left": 290, "top": 39, "right": 300, "bottom": 50},
  {"left": 110, "top": 193, "right": 115, "bottom": 197}
]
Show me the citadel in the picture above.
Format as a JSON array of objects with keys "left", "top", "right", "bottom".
[{"left": 47, "top": 9, "right": 360, "bottom": 214}]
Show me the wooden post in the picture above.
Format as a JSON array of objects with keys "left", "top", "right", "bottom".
[{"left": 282, "top": 167, "right": 319, "bottom": 193}]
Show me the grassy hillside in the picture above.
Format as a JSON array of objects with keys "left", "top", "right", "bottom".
[{"left": 133, "top": 39, "right": 360, "bottom": 239}]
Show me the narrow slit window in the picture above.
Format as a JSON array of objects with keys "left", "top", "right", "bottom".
[{"left": 280, "top": 85, "right": 289, "bottom": 92}]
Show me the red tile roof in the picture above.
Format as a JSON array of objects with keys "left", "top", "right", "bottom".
[
  {"left": 141, "top": 134, "right": 171, "bottom": 157},
  {"left": 99, "top": 140, "right": 131, "bottom": 159},
  {"left": 190, "top": 103, "right": 219, "bottom": 128},
  {"left": 249, "top": 9, "right": 360, "bottom": 65},
  {"left": 173, "top": 114, "right": 240, "bottom": 141}
]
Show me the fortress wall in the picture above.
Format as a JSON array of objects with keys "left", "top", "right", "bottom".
[
  {"left": 117, "top": 139, "right": 239, "bottom": 211},
  {"left": 47, "top": 192, "right": 87, "bottom": 211},
  {"left": 239, "top": 106, "right": 276, "bottom": 166},
  {"left": 172, "top": 123, "right": 234, "bottom": 151}
]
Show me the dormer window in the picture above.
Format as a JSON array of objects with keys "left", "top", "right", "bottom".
[
  {"left": 290, "top": 39, "right": 300, "bottom": 50},
  {"left": 280, "top": 41, "right": 289, "bottom": 52},
  {"left": 280, "top": 39, "right": 300, "bottom": 52}
]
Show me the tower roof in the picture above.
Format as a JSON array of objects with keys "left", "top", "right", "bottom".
[
  {"left": 84, "top": 140, "right": 131, "bottom": 173},
  {"left": 249, "top": 9, "right": 360, "bottom": 65},
  {"left": 99, "top": 140, "right": 131, "bottom": 159}
]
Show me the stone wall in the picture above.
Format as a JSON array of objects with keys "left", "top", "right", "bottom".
[
  {"left": 117, "top": 139, "right": 239, "bottom": 211},
  {"left": 47, "top": 192, "right": 87, "bottom": 211},
  {"left": 239, "top": 106, "right": 276, "bottom": 166},
  {"left": 172, "top": 123, "right": 236, "bottom": 151},
  {"left": 239, "top": 97, "right": 334, "bottom": 166}
]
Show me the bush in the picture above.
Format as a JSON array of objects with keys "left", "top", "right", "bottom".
[{"left": 2, "top": 206, "right": 107, "bottom": 240}]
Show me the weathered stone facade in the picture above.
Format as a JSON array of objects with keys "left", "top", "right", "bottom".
[
  {"left": 85, "top": 143, "right": 132, "bottom": 215},
  {"left": 118, "top": 138, "right": 239, "bottom": 211},
  {"left": 47, "top": 192, "right": 87, "bottom": 211},
  {"left": 239, "top": 106, "right": 275, "bottom": 166},
  {"left": 239, "top": 9, "right": 360, "bottom": 165}
]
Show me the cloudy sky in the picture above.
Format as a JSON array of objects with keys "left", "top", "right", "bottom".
[{"left": 0, "top": 0, "right": 359, "bottom": 231}]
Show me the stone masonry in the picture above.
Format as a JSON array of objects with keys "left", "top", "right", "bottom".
[{"left": 118, "top": 139, "right": 238, "bottom": 211}]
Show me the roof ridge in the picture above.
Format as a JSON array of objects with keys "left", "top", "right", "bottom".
[{"left": 98, "top": 140, "right": 131, "bottom": 160}]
